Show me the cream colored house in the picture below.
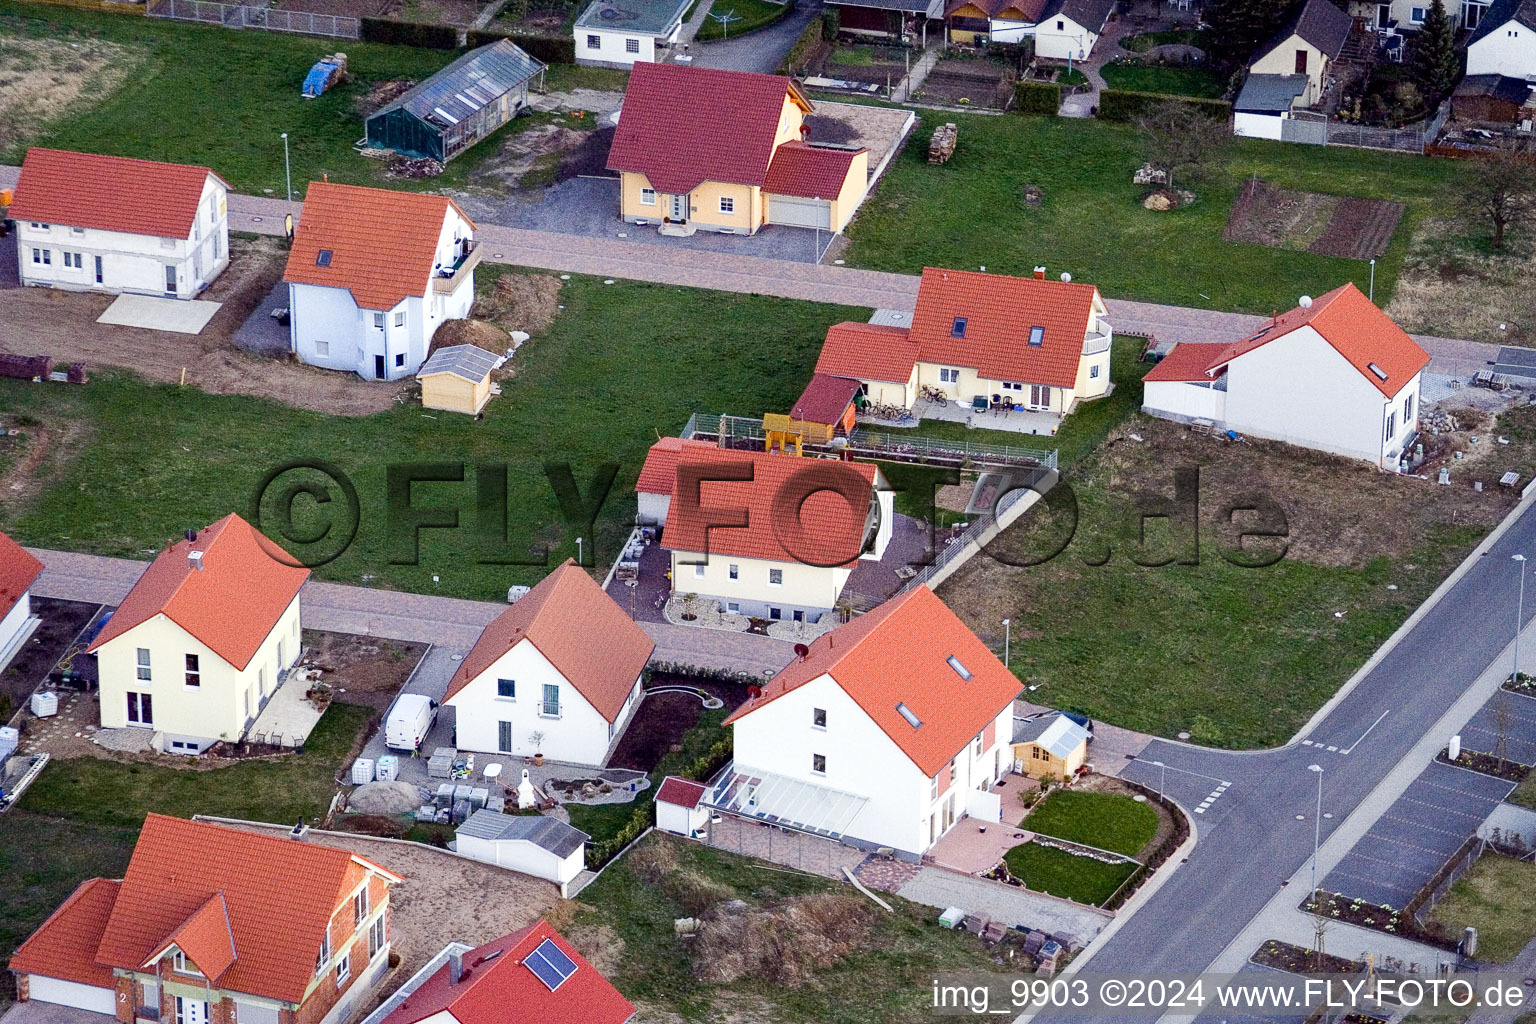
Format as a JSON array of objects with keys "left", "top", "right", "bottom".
[
  {"left": 89, "top": 514, "right": 309, "bottom": 754},
  {"left": 1011, "top": 713, "right": 1089, "bottom": 781},
  {"left": 1248, "top": 0, "right": 1353, "bottom": 107},
  {"left": 417, "top": 344, "right": 500, "bottom": 415},
  {"left": 607, "top": 62, "right": 869, "bottom": 236}
]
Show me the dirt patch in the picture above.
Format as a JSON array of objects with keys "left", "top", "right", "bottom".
[
  {"left": 558, "top": 124, "right": 615, "bottom": 181},
  {"left": 1386, "top": 217, "right": 1536, "bottom": 346},
  {"left": 393, "top": 0, "right": 487, "bottom": 26},
  {"left": 916, "top": 59, "right": 1016, "bottom": 109},
  {"left": 0, "top": 414, "right": 90, "bottom": 510},
  {"left": 275, "top": 0, "right": 401, "bottom": 17},
  {"left": 431, "top": 317, "right": 510, "bottom": 354},
  {"left": 1225, "top": 179, "right": 1403, "bottom": 258},
  {"left": 0, "top": 597, "right": 99, "bottom": 724},
  {"left": 473, "top": 272, "right": 562, "bottom": 335},
  {"left": 300, "top": 630, "right": 429, "bottom": 714},
  {"left": 1309, "top": 195, "right": 1405, "bottom": 259},
  {"left": 354, "top": 78, "right": 416, "bottom": 117},
  {"left": 0, "top": 34, "right": 140, "bottom": 143},
  {"left": 469, "top": 122, "right": 591, "bottom": 190},
  {"left": 608, "top": 675, "right": 750, "bottom": 773}
]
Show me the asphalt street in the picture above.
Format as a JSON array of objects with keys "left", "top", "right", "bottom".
[{"left": 1038, "top": 495, "right": 1536, "bottom": 1024}]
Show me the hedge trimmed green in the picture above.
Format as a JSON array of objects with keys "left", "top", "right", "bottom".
[
  {"left": 1096, "top": 89, "right": 1231, "bottom": 122},
  {"left": 359, "top": 17, "right": 459, "bottom": 49},
  {"left": 466, "top": 29, "right": 576, "bottom": 64},
  {"left": 1012, "top": 80, "right": 1060, "bottom": 116},
  {"left": 777, "top": 13, "right": 825, "bottom": 74}
]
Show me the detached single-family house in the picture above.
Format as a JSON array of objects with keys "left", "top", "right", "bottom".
[
  {"left": 607, "top": 63, "right": 870, "bottom": 235},
  {"left": 9, "top": 148, "right": 229, "bottom": 299},
  {"left": 1247, "top": 0, "right": 1353, "bottom": 108},
  {"left": 1033, "top": 0, "right": 1116, "bottom": 60},
  {"left": 1467, "top": 0, "right": 1536, "bottom": 78},
  {"left": 442, "top": 560, "right": 655, "bottom": 766},
  {"left": 826, "top": 0, "right": 945, "bottom": 42},
  {"left": 640, "top": 442, "right": 894, "bottom": 622},
  {"left": 418, "top": 344, "right": 501, "bottom": 416},
  {"left": 715, "top": 585, "right": 1020, "bottom": 858},
  {"left": 9, "top": 814, "right": 402, "bottom": 1024},
  {"left": 375, "top": 922, "right": 634, "bottom": 1024},
  {"left": 284, "top": 183, "right": 479, "bottom": 381},
  {"left": 0, "top": 530, "right": 43, "bottom": 668},
  {"left": 1233, "top": 74, "right": 1311, "bottom": 138},
  {"left": 812, "top": 266, "right": 1113, "bottom": 426},
  {"left": 634, "top": 436, "right": 725, "bottom": 526},
  {"left": 88, "top": 513, "right": 309, "bottom": 754},
  {"left": 454, "top": 811, "right": 589, "bottom": 896},
  {"left": 654, "top": 776, "right": 711, "bottom": 837},
  {"left": 945, "top": 0, "right": 1044, "bottom": 44},
  {"left": 574, "top": 0, "right": 691, "bottom": 66},
  {"left": 1011, "top": 713, "right": 1089, "bottom": 780},
  {"left": 364, "top": 41, "right": 545, "bottom": 165},
  {"left": 1141, "top": 283, "right": 1430, "bottom": 468}
]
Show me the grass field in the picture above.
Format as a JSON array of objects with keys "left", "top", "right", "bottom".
[
  {"left": 1022, "top": 790, "right": 1159, "bottom": 857},
  {"left": 842, "top": 113, "right": 1460, "bottom": 314},
  {"left": 1509, "top": 770, "right": 1536, "bottom": 810},
  {"left": 0, "top": 273, "right": 862, "bottom": 602},
  {"left": 1004, "top": 841, "right": 1137, "bottom": 905},
  {"left": 1428, "top": 854, "right": 1536, "bottom": 963},
  {"left": 1099, "top": 63, "right": 1227, "bottom": 98},
  {"left": 18, "top": 702, "right": 373, "bottom": 827},
  {"left": 696, "top": 0, "right": 788, "bottom": 40}
]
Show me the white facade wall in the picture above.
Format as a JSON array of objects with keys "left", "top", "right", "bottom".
[
  {"left": 14, "top": 177, "right": 229, "bottom": 298},
  {"left": 1467, "top": 20, "right": 1536, "bottom": 78},
  {"left": 577, "top": 27, "right": 674, "bottom": 65},
  {"left": 1142, "top": 379, "right": 1229, "bottom": 422},
  {"left": 1234, "top": 111, "right": 1287, "bottom": 139},
  {"left": 989, "top": 17, "right": 1034, "bottom": 41},
  {"left": 453, "top": 833, "right": 585, "bottom": 890},
  {"left": 657, "top": 799, "right": 709, "bottom": 836},
  {"left": 638, "top": 491, "right": 672, "bottom": 526},
  {"left": 446, "top": 637, "right": 642, "bottom": 765},
  {"left": 673, "top": 550, "right": 852, "bottom": 620},
  {"left": 729, "top": 674, "right": 1012, "bottom": 856},
  {"left": 1034, "top": 15, "right": 1098, "bottom": 60},
  {"left": 0, "top": 589, "right": 33, "bottom": 662}
]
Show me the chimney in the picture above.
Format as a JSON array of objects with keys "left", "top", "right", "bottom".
[
  {"left": 188, "top": 550, "right": 205, "bottom": 572},
  {"left": 448, "top": 951, "right": 464, "bottom": 986},
  {"left": 1033, "top": 266, "right": 1046, "bottom": 280},
  {"left": 289, "top": 817, "right": 308, "bottom": 841}
]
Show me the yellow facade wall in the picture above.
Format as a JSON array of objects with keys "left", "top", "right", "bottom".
[
  {"left": 671, "top": 549, "right": 853, "bottom": 614},
  {"left": 618, "top": 171, "right": 761, "bottom": 233},
  {"left": 947, "top": 2, "right": 990, "bottom": 43},
  {"left": 860, "top": 368, "right": 918, "bottom": 409},
  {"left": 1250, "top": 34, "right": 1328, "bottom": 104},
  {"left": 828, "top": 149, "right": 870, "bottom": 232},
  {"left": 421, "top": 372, "right": 491, "bottom": 415},
  {"left": 1012, "top": 738, "right": 1087, "bottom": 780}
]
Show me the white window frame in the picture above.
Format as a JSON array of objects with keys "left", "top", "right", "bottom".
[
  {"left": 353, "top": 888, "right": 369, "bottom": 927},
  {"left": 172, "top": 951, "right": 201, "bottom": 977},
  {"left": 728, "top": 563, "right": 739, "bottom": 580},
  {"left": 393, "top": 309, "right": 405, "bottom": 328},
  {"left": 497, "top": 678, "right": 516, "bottom": 700},
  {"left": 587, "top": 33, "right": 601, "bottom": 48},
  {"left": 137, "top": 648, "right": 152, "bottom": 681},
  {"left": 812, "top": 708, "right": 827, "bottom": 729},
  {"left": 316, "top": 933, "right": 330, "bottom": 975},
  {"left": 373, "top": 312, "right": 386, "bottom": 329},
  {"left": 694, "top": 563, "right": 706, "bottom": 579},
  {"left": 811, "top": 753, "right": 826, "bottom": 775},
  {"left": 184, "top": 653, "right": 200, "bottom": 689},
  {"left": 939, "top": 367, "right": 960, "bottom": 384},
  {"left": 768, "top": 567, "right": 783, "bottom": 586},
  {"left": 335, "top": 952, "right": 350, "bottom": 985},
  {"left": 718, "top": 196, "right": 735, "bottom": 214},
  {"left": 315, "top": 339, "right": 330, "bottom": 357},
  {"left": 368, "top": 916, "right": 387, "bottom": 959},
  {"left": 625, "top": 37, "right": 641, "bottom": 52},
  {"left": 640, "top": 187, "right": 657, "bottom": 206},
  {"left": 1090, "top": 364, "right": 1101, "bottom": 378}
]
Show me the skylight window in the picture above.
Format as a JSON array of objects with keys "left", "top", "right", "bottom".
[
  {"left": 1027, "top": 326, "right": 1044, "bottom": 347},
  {"left": 1367, "top": 362, "right": 1388, "bottom": 381},
  {"left": 951, "top": 317, "right": 968, "bottom": 338},
  {"left": 946, "top": 656, "right": 972, "bottom": 681},
  {"left": 316, "top": 249, "right": 333, "bottom": 267},
  {"left": 524, "top": 938, "right": 577, "bottom": 991},
  {"left": 896, "top": 702, "right": 923, "bottom": 729}
]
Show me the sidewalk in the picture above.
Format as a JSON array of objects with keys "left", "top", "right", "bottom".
[{"left": 892, "top": 46, "right": 941, "bottom": 103}]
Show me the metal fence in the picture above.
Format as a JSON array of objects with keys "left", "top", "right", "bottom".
[
  {"left": 1410, "top": 836, "right": 1483, "bottom": 928},
  {"left": 1280, "top": 112, "right": 1427, "bottom": 153},
  {"left": 897, "top": 474, "right": 1047, "bottom": 595},
  {"left": 146, "top": 0, "right": 360, "bottom": 38}
]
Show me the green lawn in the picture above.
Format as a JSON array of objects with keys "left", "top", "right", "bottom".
[
  {"left": 1099, "top": 63, "right": 1228, "bottom": 98},
  {"left": 0, "top": 273, "right": 864, "bottom": 601},
  {"left": 1021, "top": 790, "right": 1158, "bottom": 857},
  {"left": 1003, "top": 841, "right": 1137, "bottom": 905},
  {"left": 696, "top": 0, "right": 788, "bottom": 40},
  {"left": 19, "top": 702, "right": 373, "bottom": 827},
  {"left": 1117, "top": 29, "right": 1210, "bottom": 52},
  {"left": 1057, "top": 68, "right": 1088, "bottom": 87},
  {"left": 1509, "top": 770, "right": 1536, "bottom": 810},
  {"left": 1428, "top": 854, "right": 1536, "bottom": 963},
  {"left": 842, "top": 113, "right": 1460, "bottom": 313}
]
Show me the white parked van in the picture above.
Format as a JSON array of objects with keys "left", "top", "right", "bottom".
[{"left": 385, "top": 693, "right": 438, "bottom": 752}]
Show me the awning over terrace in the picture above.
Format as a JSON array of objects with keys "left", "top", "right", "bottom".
[{"left": 705, "top": 763, "right": 869, "bottom": 840}]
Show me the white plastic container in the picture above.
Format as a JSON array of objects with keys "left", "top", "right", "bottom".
[
  {"left": 29, "top": 692, "right": 59, "bottom": 718},
  {"left": 351, "top": 758, "right": 375, "bottom": 785},
  {"left": 375, "top": 755, "right": 398, "bottom": 782},
  {"left": 0, "top": 726, "right": 18, "bottom": 761}
]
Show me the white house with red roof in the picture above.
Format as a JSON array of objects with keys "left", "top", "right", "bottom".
[
  {"left": 635, "top": 441, "right": 893, "bottom": 623},
  {"left": 606, "top": 63, "right": 869, "bottom": 236},
  {"left": 442, "top": 560, "right": 655, "bottom": 765},
  {"left": 1141, "top": 284, "right": 1430, "bottom": 468},
  {"left": 715, "top": 586, "right": 1019, "bottom": 858},
  {"left": 9, "top": 148, "right": 229, "bottom": 299},
  {"left": 370, "top": 921, "right": 632, "bottom": 1024},
  {"left": 813, "top": 267, "right": 1113, "bottom": 430},
  {"left": 9, "top": 814, "right": 402, "bottom": 1024},
  {"left": 283, "top": 182, "right": 478, "bottom": 381},
  {"left": 0, "top": 529, "right": 44, "bottom": 668},
  {"left": 88, "top": 514, "right": 310, "bottom": 754}
]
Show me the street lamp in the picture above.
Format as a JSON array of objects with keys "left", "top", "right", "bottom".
[
  {"left": 576, "top": 536, "right": 584, "bottom": 566},
  {"left": 1003, "top": 618, "right": 1011, "bottom": 667},
  {"left": 1151, "top": 759, "right": 1166, "bottom": 800},
  {"left": 1369, "top": 258, "right": 1376, "bottom": 303},
  {"left": 1514, "top": 554, "right": 1528, "bottom": 686},
  {"left": 1307, "top": 764, "right": 1324, "bottom": 907},
  {"left": 280, "top": 132, "right": 293, "bottom": 205}
]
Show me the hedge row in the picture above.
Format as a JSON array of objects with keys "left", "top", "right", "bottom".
[
  {"left": 584, "top": 732, "right": 734, "bottom": 868},
  {"left": 465, "top": 29, "right": 576, "bottom": 64},
  {"left": 1096, "top": 89, "right": 1231, "bottom": 123},
  {"left": 359, "top": 17, "right": 459, "bottom": 49},
  {"left": 777, "top": 10, "right": 830, "bottom": 75},
  {"left": 1012, "top": 80, "right": 1060, "bottom": 116}
]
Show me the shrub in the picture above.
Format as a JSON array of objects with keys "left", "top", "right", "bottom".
[
  {"left": 778, "top": 14, "right": 826, "bottom": 75},
  {"left": 466, "top": 29, "right": 577, "bottom": 64},
  {"left": 1013, "top": 81, "right": 1061, "bottom": 116},
  {"left": 666, "top": 868, "right": 736, "bottom": 916},
  {"left": 584, "top": 802, "right": 653, "bottom": 868},
  {"left": 681, "top": 736, "right": 733, "bottom": 783},
  {"left": 1097, "top": 89, "right": 1230, "bottom": 123},
  {"left": 359, "top": 18, "right": 460, "bottom": 49},
  {"left": 821, "top": 7, "right": 839, "bottom": 39},
  {"left": 627, "top": 837, "right": 679, "bottom": 884},
  {"left": 692, "top": 893, "right": 876, "bottom": 987}
]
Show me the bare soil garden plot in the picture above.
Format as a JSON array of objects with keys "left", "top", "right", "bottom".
[
  {"left": 606, "top": 675, "right": 751, "bottom": 774},
  {"left": 1224, "top": 179, "right": 1403, "bottom": 259},
  {"left": 915, "top": 58, "right": 1016, "bottom": 109},
  {"left": 275, "top": 0, "right": 399, "bottom": 15},
  {"left": 301, "top": 630, "right": 430, "bottom": 714},
  {"left": 0, "top": 32, "right": 140, "bottom": 144}
]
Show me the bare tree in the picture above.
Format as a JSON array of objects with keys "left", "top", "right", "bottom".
[
  {"left": 1136, "top": 100, "right": 1231, "bottom": 192},
  {"left": 1460, "top": 152, "right": 1536, "bottom": 250}
]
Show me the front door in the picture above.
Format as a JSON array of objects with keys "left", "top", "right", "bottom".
[
  {"left": 669, "top": 193, "right": 688, "bottom": 222},
  {"left": 374, "top": 354, "right": 386, "bottom": 379},
  {"left": 126, "top": 692, "right": 153, "bottom": 728},
  {"left": 164, "top": 264, "right": 177, "bottom": 295},
  {"left": 1029, "top": 384, "right": 1049, "bottom": 409}
]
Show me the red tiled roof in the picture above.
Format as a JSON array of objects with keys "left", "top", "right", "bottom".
[
  {"left": 909, "top": 267, "right": 1102, "bottom": 388},
  {"left": 9, "top": 148, "right": 225, "bottom": 240},
  {"left": 379, "top": 921, "right": 634, "bottom": 1024},
  {"left": 763, "top": 141, "right": 865, "bottom": 200},
  {"left": 724, "top": 587, "right": 1020, "bottom": 776},
  {"left": 284, "top": 182, "right": 474, "bottom": 312},
  {"left": 658, "top": 446, "right": 880, "bottom": 568},
  {"left": 814, "top": 322, "right": 920, "bottom": 384},
  {"left": 655, "top": 776, "right": 706, "bottom": 809},
  {"left": 88, "top": 514, "right": 309, "bottom": 671},
  {"left": 143, "top": 893, "right": 237, "bottom": 984},
  {"left": 790, "top": 373, "right": 860, "bottom": 426},
  {"left": 95, "top": 815, "right": 401, "bottom": 1005},
  {"left": 443, "top": 560, "right": 654, "bottom": 722},
  {"left": 606, "top": 62, "right": 810, "bottom": 194},
  {"left": 9, "top": 879, "right": 121, "bottom": 989},
  {"left": 0, "top": 529, "right": 43, "bottom": 623},
  {"left": 1142, "top": 284, "right": 1428, "bottom": 397},
  {"left": 635, "top": 437, "right": 725, "bottom": 497}
]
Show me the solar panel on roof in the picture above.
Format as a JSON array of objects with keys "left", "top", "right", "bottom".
[{"left": 524, "top": 938, "right": 578, "bottom": 990}]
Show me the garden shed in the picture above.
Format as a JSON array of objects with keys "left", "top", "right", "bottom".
[
  {"left": 364, "top": 40, "right": 546, "bottom": 164},
  {"left": 453, "top": 810, "right": 589, "bottom": 895}
]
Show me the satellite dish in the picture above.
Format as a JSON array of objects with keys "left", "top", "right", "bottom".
[
  {"left": 794, "top": 643, "right": 810, "bottom": 659},
  {"left": 1299, "top": 295, "right": 1313, "bottom": 308},
  {"left": 1060, "top": 272, "right": 1072, "bottom": 283}
]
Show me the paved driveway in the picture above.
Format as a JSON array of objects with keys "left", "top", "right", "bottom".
[
  {"left": 686, "top": 0, "right": 823, "bottom": 73},
  {"left": 233, "top": 278, "right": 291, "bottom": 356},
  {"left": 895, "top": 866, "right": 1109, "bottom": 941}
]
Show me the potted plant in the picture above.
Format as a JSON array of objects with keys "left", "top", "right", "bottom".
[{"left": 530, "top": 730, "right": 546, "bottom": 766}]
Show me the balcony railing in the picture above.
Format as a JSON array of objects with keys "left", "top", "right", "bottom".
[
  {"left": 540, "top": 701, "right": 561, "bottom": 719},
  {"left": 432, "top": 240, "right": 482, "bottom": 294},
  {"left": 1082, "top": 328, "right": 1112, "bottom": 356}
]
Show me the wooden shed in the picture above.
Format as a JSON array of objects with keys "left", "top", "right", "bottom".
[
  {"left": 418, "top": 344, "right": 501, "bottom": 415},
  {"left": 1011, "top": 713, "right": 1089, "bottom": 781}
]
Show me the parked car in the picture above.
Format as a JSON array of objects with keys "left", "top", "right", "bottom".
[{"left": 385, "top": 693, "right": 438, "bottom": 752}]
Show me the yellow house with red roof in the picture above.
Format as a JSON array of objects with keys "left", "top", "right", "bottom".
[
  {"left": 89, "top": 514, "right": 309, "bottom": 755},
  {"left": 606, "top": 63, "right": 868, "bottom": 236}
]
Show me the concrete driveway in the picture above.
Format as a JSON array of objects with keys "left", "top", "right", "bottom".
[{"left": 686, "top": 0, "right": 823, "bottom": 73}]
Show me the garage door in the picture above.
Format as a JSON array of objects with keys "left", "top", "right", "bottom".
[
  {"left": 28, "top": 976, "right": 117, "bottom": 1014},
  {"left": 768, "top": 195, "right": 831, "bottom": 230}
]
